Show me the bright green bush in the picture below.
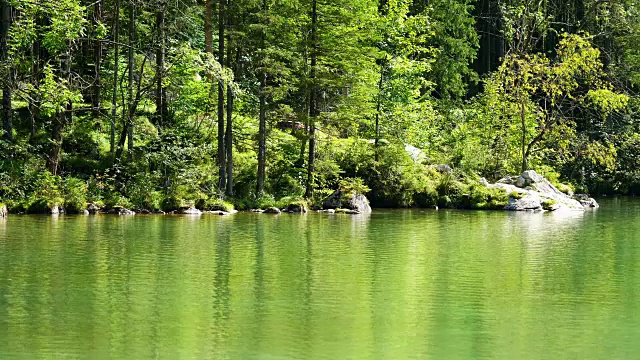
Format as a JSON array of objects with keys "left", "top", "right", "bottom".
[
  {"left": 201, "top": 198, "right": 235, "bottom": 212},
  {"left": 63, "top": 177, "right": 88, "bottom": 213}
]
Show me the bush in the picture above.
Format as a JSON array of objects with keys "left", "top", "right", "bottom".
[
  {"left": 63, "top": 177, "right": 88, "bottom": 213},
  {"left": 201, "top": 197, "right": 234, "bottom": 212},
  {"left": 542, "top": 199, "right": 557, "bottom": 210},
  {"left": 509, "top": 191, "right": 524, "bottom": 199}
]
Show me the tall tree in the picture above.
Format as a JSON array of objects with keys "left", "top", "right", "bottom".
[
  {"left": 155, "top": 2, "right": 168, "bottom": 125},
  {"left": 304, "top": 0, "right": 318, "bottom": 199},
  {"left": 1, "top": 0, "right": 13, "bottom": 142},
  {"left": 110, "top": 0, "right": 121, "bottom": 153},
  {"left": 217, "top": 0, "right": 226, "bottom": 193}
]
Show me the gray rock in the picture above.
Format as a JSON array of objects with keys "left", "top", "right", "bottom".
[
  {"left": 0, "top": 205, "right": 7, "bottom": 218},
  {"left": 505, "top": 193, "right": 543, "bottom": 211},
  {"left": 207, "top": 210, "right": 231, "bottom": 216},
  {"left": 323, "top": 190, "right": 372, "bottom": 213},
  {"left": 263, "top": 207, "right": 281, "bottom": 214},
  {"left": 573, "top": 194, "right": 599, "bottom": 208},
  {"left": 50, "top": 205, "right": 60, "bottom": 215},
  {"left": 326, "top": 209, "right": 335, "bottom": 214},
  {"left": 436, "top": 164, "right": 453, "bottom": 173},
  {"left": 87, "top": 203, "right": 100, "bottom": 214},
  {"left": 484, "top": 170, "right": 586, "bottom": 211},
  {"left": 83, "top": 209, "right": 90, "bottom": 215},
  {"left": 179, "top": 207, "right": 202, "bottom": 215},
  {"left": 517, "top": 170, "right": 545, "bottom": 187},
  {"left": 107, "top": 207, "right": 136, "bottom": 215},
  {"left": 404, "top": 144, "right": 427, "bottom": 163},
  {"left": 497, "top": 176, "right": 518, "bottom": 185},
  {"left": 286, "top": 203, "right": 308, "bottom": 213}
]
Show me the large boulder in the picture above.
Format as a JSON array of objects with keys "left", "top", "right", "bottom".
[
  {"left": 323, "top": 190, "right": 372, "bottom": 213},
  {"left": 178, "top": 207, "right": 202, "bottom": 215},
  {"left": 106, "top": 206, "right": 136, "bottom": 215},
  {"left": 286, "top": 202, "right": 308, "bottom": 213},
  {"left": 263, "top": 207, "right": 281, "bottom": 214},
  {"left": 573, "top": 194, "right": 599, "bottom": 208},
  {"left": 87, "top": 203, "right": 101, "bottom": 214},
  {"left": 0, "top": 204, "right": 7, "bottom": 218},
  {"left": 504, "top": 193, "right": 543, "bottom": 211},
  {"left": 487, "top": 170, "right": 588, "bottom": 211}
]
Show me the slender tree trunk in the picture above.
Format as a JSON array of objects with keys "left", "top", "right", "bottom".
[
  {"left": 225, "top": 42, "right": 234, "bottom": 196},
  {"left": 374, "top": 62, "right": 384, "bottom": 162},
  {"left": 520, "top": 98, "right": 527, "bottom": 172},
  {"left": 93, "top": 0, "right": 103, "bottom": 119},
  {"left": 257, "top": 75, "right": 267, "bottom": 195},
  {"left": 1, "top": 0, "right": 13, "bottom": 142},
  {"left": 110, "top": 0, "right": 120, "bottom": 153},
  {"left": 204, "top": 0, "right": 213, "bottom": 55},
  {"left": 30, "top": 38, "right": 40, "bottom": 140},
  {"left": 305, "top": 0, "right": 318, "bottom": 199},
  {"left": 155, "top": 6, "right": 167, "bottom": 126},
  {"left": 256, "top": 0, "right": 268, "bottom": 196},
  {"left": 49, "top": 44, "right": 73, "bottom": 175},
  {"left": 217, "top": 0, "right": 226, "bottom": 193},
  {"left": 48, "top": 113, "right": 64, "bottom": 175},
  {"left": 127, "top": 2, "right": 134, "bottom": 152}
]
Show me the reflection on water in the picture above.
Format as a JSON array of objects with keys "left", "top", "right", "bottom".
[{"left": 0, "top": 200, "right": 639, "bottom": 359}]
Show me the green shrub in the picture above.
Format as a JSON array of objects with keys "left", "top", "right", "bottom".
[
  {"left": 542, "top": 199, "right": 557, "bottom": 210},
  {"left": 201, "top": 198, "right": 235, "bottom": 212},
  {"left": 464, "top": 182, "right": 509, "bottom": 210},
  {"left": 509, "top": 191, "right": 524, "bottom": 199},
  {"left": 63, "top": 177, "right": 88, "bottom": 213},
  {"left": 555, "top": 182, "right": 574, "bottom": 195}
]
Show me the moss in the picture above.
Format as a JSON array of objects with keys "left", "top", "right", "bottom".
[
  {"left": 509, "top": 191, "right": 524, "bottom": 199},
  {"left": 555, "top": 182, "right": 574, "bottom": 195},
  {"left": 202, "top": 198, "right": 235, "bottom": 212},
  {"left": 542, "top": 199, "right": 557, "bottom": 210}
]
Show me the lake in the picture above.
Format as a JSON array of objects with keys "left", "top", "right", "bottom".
[{"left": 0, "top": 198, "right": 639, "bottom": 359}]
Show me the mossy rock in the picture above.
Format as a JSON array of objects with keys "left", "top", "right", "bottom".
[
  {"left": 201, "top": 198, "right": 235, "bottom": 212},
  {"left": 509, "top": 191, "right": 525, "bottom": 199},
  {"left": 541, "top": 199, "right": 558, "bottom": 211},
  {"left": 27, "top": 198, "right": 62, "bottom": 214},
  {"left": 286, "top": 201, "right": 308, "bottom": 213},
  {"left": 263, "top": 207, "right": 281, "bottom": 214}
]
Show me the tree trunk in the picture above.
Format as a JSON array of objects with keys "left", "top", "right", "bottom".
[
  {"left": 520, "top": 98, "right": 527, "bottom": 172},
  {"left": 217, "top": 0, "right": 226, "bottom": 193},
  {"left": 155, "top": 6, "right": 167, "bottom": 126},
  {"left": 93, "top": 0, "right": 103, "bottom": 119},
  {"left": 225, "top": 42, "right": 234, "bottom": 196},
  {"left": 374, "top": 62, "right": 384, "bottom": 162},
  {"left": 47, "top": 113, "right": 64, "bottom": 175},
  {"left": 127, "top": 2, "right": 134, "bottom": 153},
  {"left": 110, "top": 0, "right": 120, "bottom": 153},
  {"left": 256, "top": 0, "right": 268, "bottom": 196},
  {"left": 305, "top": 0, "right": 318, "bottom": 199},
  {"left": 204, "top": 0, "right": 213, "bottom": 56},
  {"left": 257, "top": 74, "right": 267, "bottom": 195},
  {"left": 1, "top": 0, "right": 13, "bottom": 142},
  {"left": 49, "top": 44, "right": 73, "bottom": 176}
]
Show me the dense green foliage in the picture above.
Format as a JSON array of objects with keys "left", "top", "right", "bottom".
[{"left": 0, "top": 0, "right": 636, "bottom": 212}]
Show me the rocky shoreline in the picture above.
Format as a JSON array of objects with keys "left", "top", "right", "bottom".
[
  {"left": 1, "top": 170, "right": 599, "bottom": 216},
  {"left": 482, "top": 170, "right": 598, "bottom": 212}
]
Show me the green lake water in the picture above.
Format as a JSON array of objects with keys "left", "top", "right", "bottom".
[{"left": 1, "top": 198, "right": 639, "bottom": 359}]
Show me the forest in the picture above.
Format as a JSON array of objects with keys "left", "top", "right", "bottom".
[{"left": 0, "top": 0, "right": 637, "bottom": 213}]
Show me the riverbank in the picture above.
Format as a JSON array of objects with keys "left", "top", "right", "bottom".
[{"left": 1, "top": 170, "right": 598, "bottom": 216}]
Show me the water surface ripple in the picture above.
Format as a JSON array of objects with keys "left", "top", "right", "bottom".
[{"left": 0, "top": 199, "right": 639, "bottom": 359}]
